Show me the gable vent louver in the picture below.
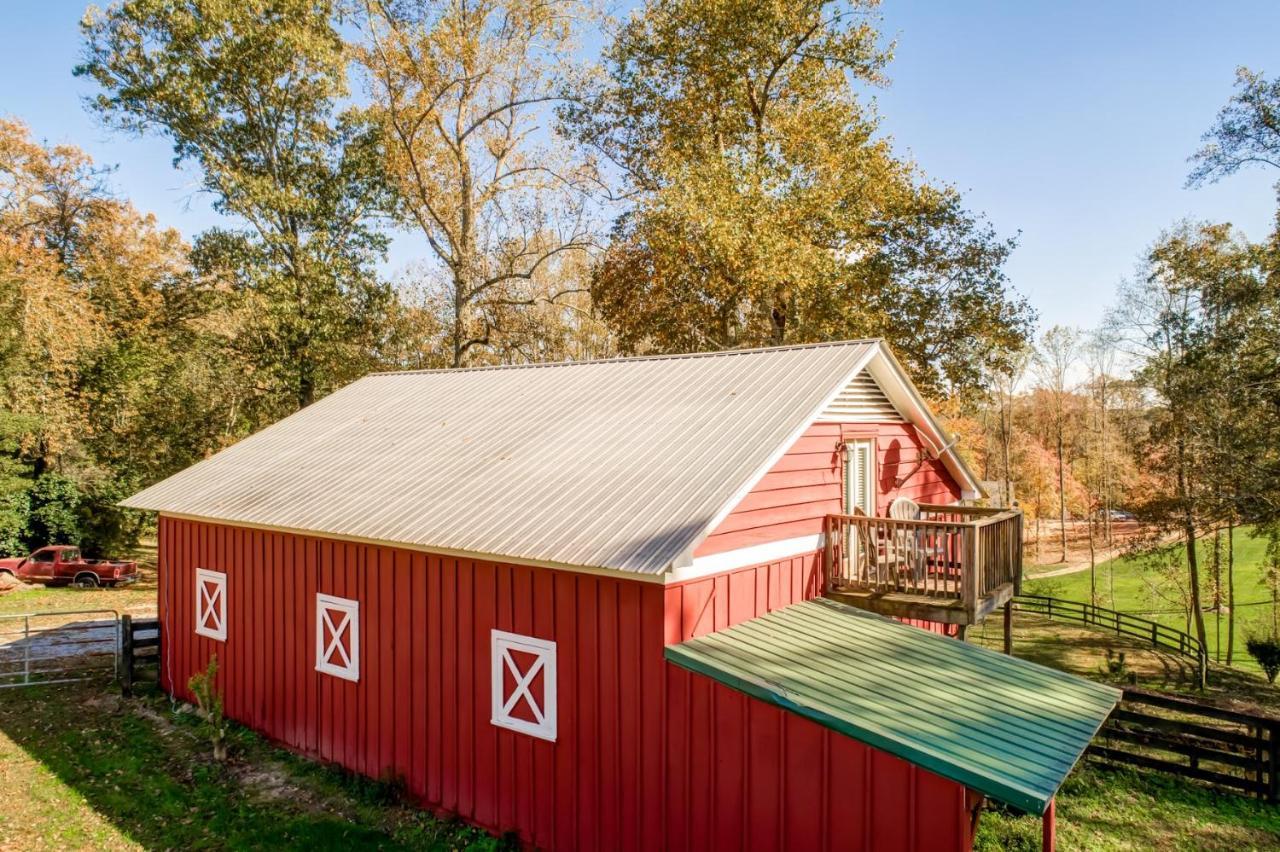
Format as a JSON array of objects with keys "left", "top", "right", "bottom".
[{"left": 817, "top": 370, "right": 904, "bottom": 423}]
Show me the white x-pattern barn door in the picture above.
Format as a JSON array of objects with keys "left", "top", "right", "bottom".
[
  {"left": 315, "top": 593, "right": 360, "bottom": 681},
  {"left": 491, "top": 630, "right": 556, "bottom": 741},
  {"left": 194, "top": 568, "right": 226, "bottom": 641}
]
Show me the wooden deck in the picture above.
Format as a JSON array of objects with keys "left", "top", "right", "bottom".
[
  {"left": 826, "top": 582, "right": 1015, "bottom": 625},
  {"left": 822, "top": 504, "right": 1023, "bottom": 627}
]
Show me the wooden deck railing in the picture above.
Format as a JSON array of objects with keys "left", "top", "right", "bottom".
[{"left": 822, "top": 507, "right": 1023, "bottom": 622}]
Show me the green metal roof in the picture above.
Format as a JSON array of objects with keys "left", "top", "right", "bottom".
[{"left": 665, "top": 598, "right": 1120, "bottom": 814}]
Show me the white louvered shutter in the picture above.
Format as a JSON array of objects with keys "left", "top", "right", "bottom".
[{"left": 846, "top": 440, "right": 876, "bottom": 516}]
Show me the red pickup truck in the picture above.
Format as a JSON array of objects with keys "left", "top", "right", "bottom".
[{"left": 0, "top": 545, "right": 139, "bottom": 588}]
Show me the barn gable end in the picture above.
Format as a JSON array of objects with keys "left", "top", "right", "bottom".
[{"left": 815, "top": 368, "right": 904, "bottom": 422}]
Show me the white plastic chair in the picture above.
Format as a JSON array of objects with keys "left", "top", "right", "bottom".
[{"left": 887, "top": 498, "right": 925, "bottom": 586}]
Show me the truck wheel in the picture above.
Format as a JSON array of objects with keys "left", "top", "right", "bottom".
[
  {"left": 0, "top": 569, "right": 12, "bottom": 578},
  {"left": 73, "top": 573, "right": 100, "bottom": 589}
]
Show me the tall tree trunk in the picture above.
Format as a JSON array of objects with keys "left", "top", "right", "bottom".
[
  {"left": 1213, "top": 527, "right": 1222, "bottom": 664},
  {"left": 1087, "top": 511, "right": 1096, "bottom": 604},
  {"left": 999, "top": 386, "right": 1013, "bottom": 509},
  {"left": 1227, "top": 518, "right": 1235, "bottom": 665},
  {"left": 1100, "top": 375, "right": 1113, "bottom": 547},
  {"left": 1056, "top": 426, "right": 1067, "bottom": 562},
  {"left": 452, "top": 277, "right": 466, "bottom": 368},
  {"left": 297, "top": 356, "right": 314, "bottom": 409},
  {"left": 1177, "top": 440, "right": 1208, "bottom": 650}
]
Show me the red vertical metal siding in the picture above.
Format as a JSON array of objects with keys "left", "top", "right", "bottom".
[
  {"left": 159, "top": 516, "right": 973, "bottom": 850},
  {"left": 158, "top": 516, "right": 669, "bottom": 851},
  {"left": 663, "top": 666, "right": 973, "bottom": 852},
  {"left": 664, "top": 553, "right": 823, "bottom": 641},
  {"left": 695, "top": 421, "right": 962, "bottom": 558}
]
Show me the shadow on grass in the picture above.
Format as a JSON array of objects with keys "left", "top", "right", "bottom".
[
  {"left": 0, "top": 680, "right": 506, "bottom": 850},
  {"left": 977, "top": 763, "right": 1280, "bottom": 852},
  {"left": 972, "top": 613, "right": 1280, "bottom": 714}
]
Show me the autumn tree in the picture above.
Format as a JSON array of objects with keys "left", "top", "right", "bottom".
[
  {"left": 0, "top": 119, "right": 243, "bottom": 554},
  {"left": 1032, "top": 326, "right": 1079, "bottom": 564},
  {"left": 78, "top": 0, "right": 395, "bottom": 412},
  {"left": 569, "top": 0, "right": 1032, "bottom": 396},
  {"left": 1111, "top": 222, "right": 1269, "bottom": 652},
  {"left": 0, "top": 121, "right": 105, "bottom": 476},
  {"left": 1186, "top": 70, "right": 1280, "bottom": 659},
  {"left": 986, "top": 346, "right": 1029, "bottom": 510},
  {"left": 354, "top": 0, "right": 600, "bottom": 367}
]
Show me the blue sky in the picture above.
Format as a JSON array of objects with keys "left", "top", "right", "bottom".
[{"left": 3, "top": 1, "right": 1278, "bottom": 331}]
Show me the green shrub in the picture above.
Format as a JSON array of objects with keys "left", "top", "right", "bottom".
[
  {"left": 75, "top": 477, "right": 147, "bottom": 557},
  {"left": 0, "top": 485, "right": 29, "bottom": 555},
  {"left": 26, "top": 473, "right": 83, "bottom": 549},
  {"left": 1245, "top": 636, "right": 1280, "bottom": 683},
  {"left": 188, "top": 655, "right": 229, "bottom": 760},
  {"left": 1101, "top": 648, "right": 1136, "bottom": 684}
]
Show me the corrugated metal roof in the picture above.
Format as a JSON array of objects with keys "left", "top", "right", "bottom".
[
  {"left": 665, "top": 598, "right": 1120, "bottom": 814},
  {"left": 123, "top": 341, "right": 879, "bottom": 576}
]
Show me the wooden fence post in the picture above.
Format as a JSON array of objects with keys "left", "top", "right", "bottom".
[
  {"left": 1003, "top": 601, "right": 1013, "bottom": 655},
  {"left": 120, "top": 613, "right": 134, "bottom": 698},
  {"left": 1269, "top": 721, "right": 1280, "bottom": 804}
]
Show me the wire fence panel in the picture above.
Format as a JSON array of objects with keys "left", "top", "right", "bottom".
[{"left": 0, "top": 609, "right": 120, "bottom": 688}]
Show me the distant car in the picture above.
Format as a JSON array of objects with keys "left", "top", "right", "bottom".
[
  {"left": 0, "top": 545, "right": 139, "bottom": 588},
  {"left": 1097, "top": 509, "right": 1135, "bottom": 521}
]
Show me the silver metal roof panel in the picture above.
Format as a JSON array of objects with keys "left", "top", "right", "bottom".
[{"left": 124, "top": 341, "right": 880, "bottom": 575}]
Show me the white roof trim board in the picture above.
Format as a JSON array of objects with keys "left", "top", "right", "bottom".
[{"left": 124, "top": 340, "right": 981, "bottom": 578}]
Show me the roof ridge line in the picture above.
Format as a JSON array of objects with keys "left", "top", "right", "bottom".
[{"left": 365, "top": 338, "right": 885, "bottom": 378}]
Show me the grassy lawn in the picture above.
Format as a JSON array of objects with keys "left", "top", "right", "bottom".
[
  {"left": 0, "top": 679, "right": 1274, "bottom": 851},
  {"left": 970, "top": 612, "right": 1280, "bottom": 714},
  {"left": 976, "top": 763, "right": 1280, "bottom": 851},
  {"left": 0, "top": 679, "right": 508, "bottom": 851},
  {"left": 1025, "top": 527, "right": 1277, "bottom": 675}
]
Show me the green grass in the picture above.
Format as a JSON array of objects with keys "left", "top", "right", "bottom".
[
  {"left": 3, "top": 681, "right": 1277, "bottom": 852},
  {"left": 976, "top": 763, "right": 1280, "bottom": 851},
  {"left": 0, "top": 680, "right": 509, "bottom": 851},
  {"left": 1025, "top": 527, "right": 1278, "bottom": 674}
]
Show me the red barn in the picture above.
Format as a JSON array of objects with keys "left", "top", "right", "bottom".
[{"left": 124, "top": 340, "right": 1117, "bottom": 851}]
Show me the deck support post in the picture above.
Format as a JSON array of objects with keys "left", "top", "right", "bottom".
[
  {"left": 822, "top": 516, "right": 833, "bottom": 592},
  {"left": 1042, "top": 798, "right": 1055, "bottom": 852},
  {"left": 1003, "top": 601, "right": 1013, "bottom": 655}
]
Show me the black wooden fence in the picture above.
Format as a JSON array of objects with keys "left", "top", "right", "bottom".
[
  {"left": 1089, "top": 687, "right": 1280, "bottom": 802},
  {"left": 1013, "top": 594, "right": 1208, "bottom": 687},
  {"left": 119, "top": 614, "right": 160, "bottom": 697}
]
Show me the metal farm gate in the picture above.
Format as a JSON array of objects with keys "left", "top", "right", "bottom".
[{"left": 0, "top": 609, "right": 120, "bottom": 687}]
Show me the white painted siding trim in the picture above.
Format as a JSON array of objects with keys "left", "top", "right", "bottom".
[
  {"left": 194, "top": 568, "right": 226, "bottom": 642},
  {"left": 670, "top": 533, "right": 826, "bottom": 582},
  {"left": 491, "top": 630, "right": 557, "bottom": 741}
]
